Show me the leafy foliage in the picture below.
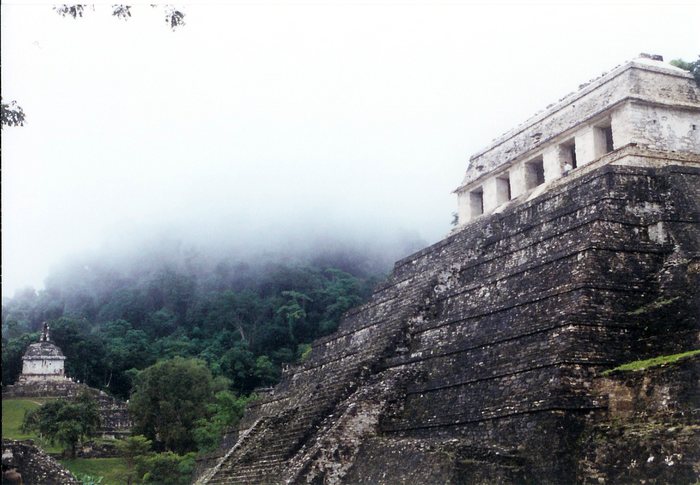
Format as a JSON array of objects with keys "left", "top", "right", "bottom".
[
  {"left": 76, "top": 474, "right": 103, "bottom": 485},
  {"left": 164, "top": 7, "right": 186, "bottom": 30},
  {"left": 113, "top": 433, "right": 196, "bottom": 483},
  {"left": 2, "top": 256, "right": 380, "bottom": 398},
  {"left": 52, "top": 4, "right": 186, "bottom": 30},
  {"left": 2, "top": 332, "right": 38, "bottom": 384},
  {"left": 112, "top": 5, "right": 132, "bottom": 20},
  {"left": 128, "top": 357, "right": 222, "bottom": 453},
  {"left": 136, "top": 451, "right": 196, "bottom": 485},
  {"left": 670, "top": 56, "right": 700, "bottom": 86},
  {"left": 1, "top": 98, "right": 26, "bottom": 128},
  {"left": 22, "top": 392, "right": 101, "bottom": 458},
  {"left": 54, "top": 4, "right": 87, "bottom": 18},
  {"left": 193, "top": 391, "right": 253, "bottom": 452},
  {"left": 115, "top": 435, "right": 152, "bottom": 485}
]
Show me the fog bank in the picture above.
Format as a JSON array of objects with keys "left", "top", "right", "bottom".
[{"left": 2, "top": 2, "right": 697, "bottom": 296}]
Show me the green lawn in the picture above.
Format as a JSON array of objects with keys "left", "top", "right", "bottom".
[
  {"left": 59, "top": 457, "right": 129, "bottom": 485},
  {"left": 2, "top": 398, "right": 65, "bottom": 453},
  {"left": 2, "top": 398, "right": 41, "bottom": 440}
]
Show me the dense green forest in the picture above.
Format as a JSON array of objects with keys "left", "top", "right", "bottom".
[{"left": 2, "top": 247, "right": 389, "bottom": 398}]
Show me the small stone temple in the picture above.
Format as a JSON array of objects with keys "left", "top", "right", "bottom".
[
  {"left": 18, "top": 323, "right": 68, "bottom": 383},
  {"left": 2, "top": 324, "right": 133, "bottom": 439}
]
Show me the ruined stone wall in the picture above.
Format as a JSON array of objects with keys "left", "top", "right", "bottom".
[
  {"left": 3, "top": 379, "right": 86, "bottom": 399},
  {"left": 199, "top": 156, "right": 699, "bottom": 484},
  {"left": 576, "top": 356, "right": 700, "bottom": 484},
  {"left": 614, "top": 101, "right": 700, "bottom": 155},
  {"left": 2, "top": 440, "right": 79, "bottom": 485}
]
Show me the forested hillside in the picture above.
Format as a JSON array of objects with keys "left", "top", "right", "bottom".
[{"left": 1, "top": 243, "right": 395, "bottom": 400}]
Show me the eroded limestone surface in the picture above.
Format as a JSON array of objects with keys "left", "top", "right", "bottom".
[
  {"left": 578, "top": 357, "right": 700, "bottom": 484},
  {"left": 2, "top": 440, "right": 80, "bottom": 485},
  {"left": 198, "top": 160, "right": 700, "bottom": 484}
]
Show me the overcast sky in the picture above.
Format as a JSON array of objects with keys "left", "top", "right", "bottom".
[{"left": 2, "top": 0, "right": 698, "bottom": 296}]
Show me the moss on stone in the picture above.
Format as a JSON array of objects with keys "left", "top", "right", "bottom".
[
  {"left": 628, "top": 296, "right": 680, "bottom": 315},
  {"left": 601, "top": 350, "right": 700, "bottom": 375}
]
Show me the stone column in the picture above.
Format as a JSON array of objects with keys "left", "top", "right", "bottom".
[
  {"left": 543, "top": 146, "right": 564, "bottom": 182},
  {"left": 611, "top": 103, "right": 635, "bottom": 148},
  {"left": 483, "top": 178, "right": 499, "bottom": 213},
  {"left": 510, "top": 164, "right": 527, "bottom": 198},
  {"left": 457, "top": 190, "right": 470, "bottom": 225},
  {"left": 576, "top": 126, "right": 605, "bottom": 167}
]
